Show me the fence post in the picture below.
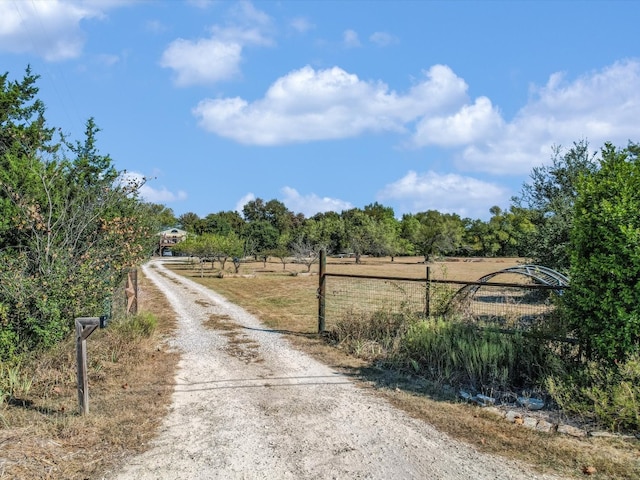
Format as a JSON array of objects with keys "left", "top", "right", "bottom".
[
  {"left": 318, "top": 249, "right": 326, "bottom": 333},
  {"left": 76, "top": 317, "right": 100, "bottom": 415},
  {"left": 126, "top": 268, "right": 138, "bottom": 315},
  {"left": 425, "top": 266, "right": 431, "bottom": 317}
]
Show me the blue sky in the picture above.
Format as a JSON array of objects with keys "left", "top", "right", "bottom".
[{"left": 1, "top": 0, "right": 639, "bottom": 221}]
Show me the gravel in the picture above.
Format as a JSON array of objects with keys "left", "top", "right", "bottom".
[{"left": 106, "top": 258, "right": 563, "bottom": 480}]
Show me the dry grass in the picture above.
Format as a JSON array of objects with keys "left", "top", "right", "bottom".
[
  {"left": 0, "top": 271, "right": 179, "bottom": 480},
  {"left": 167, "top": 256, "right": 640, "bottom": 480}
]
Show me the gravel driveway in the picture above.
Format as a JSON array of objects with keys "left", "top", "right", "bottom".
[{"left": 107, "top": 259, "right": 562, "bottom": 480}]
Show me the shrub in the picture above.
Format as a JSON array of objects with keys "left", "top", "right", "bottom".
[
  {"left": 546, "top": 355, "right": 640, "bottom": 432},
  {"left": 563, "top": 143, "right": 640, "bottom": 362},
  {"left": 399, "top": 318, "right": 561, "bottom": 392}
]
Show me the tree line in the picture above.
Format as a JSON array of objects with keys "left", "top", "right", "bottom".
[
  {"left": 168, "top": 141, "right": 592, "bottom": 273},
  {"left": 169, "top": 141, "right": 640, "bottom": 364},
  {"left": 172, "top": 200, "right": 538, "bottom": 265}
]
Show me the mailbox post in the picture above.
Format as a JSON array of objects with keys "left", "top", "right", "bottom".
[{"left": 76, "top": 316, "right": 109, "bottom": 415}]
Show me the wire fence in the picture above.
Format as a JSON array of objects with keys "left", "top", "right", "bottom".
[
  {"left": 324, "top": 275, "right": 428, "bottom": 326},
  {"left": 321, "top": 273, "right": 564, "bottom": 335}
]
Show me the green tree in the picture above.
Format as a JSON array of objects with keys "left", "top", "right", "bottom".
[
  {"left": 401, "top": 211, "right": 464, "bottom": 262},
  {"left": 0, "top": 67, "right": 56, "bottom": 250},
  {"left": 513, "top": 140, "right": 597, "bottom": 271},
  {"left": 563, "top": 142, "right": 640, "bottom": 362},
  {"left": 303, "top": 211, "right": 343, "bottom": 254},
  {"left": 200, "top": 210, "right": 245, "bottom": 236},
  {"left": 243, "top": 198, "right": 301, "bottom": 236},
  {"left": 342, "top": 208, "right": 378, "bottom": 264},
  {"left": 472, "top": 206, "right": 535, "bottom": 257},
  {"left": 142, "top": 203, "right": 177, "bottom": 231},
  {"left": 178, "top": 211, "right": 201, "bottom": 234},
  {"left": 0, "top": 70, "right": 154, "bottom": 359},
  {"left": 243, "top": 219, "right": 279, "bottom": 258}
]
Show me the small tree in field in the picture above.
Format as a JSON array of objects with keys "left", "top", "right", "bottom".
[
  {"left": 564, "top": 142, "right": 640, "bottom": 362},
  {"left": 291, "top": 238, "right": 322, "bottom": 272}
]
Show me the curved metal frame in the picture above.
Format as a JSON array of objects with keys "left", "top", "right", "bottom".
[{"left": 445, "top": 265, "right": 569, "bottom": 314}]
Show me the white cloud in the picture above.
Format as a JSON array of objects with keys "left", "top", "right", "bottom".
[
  {"left": 377, "top": 171, "right": 508, "bottom": 219},
  {"left": 229, "top": 1, "right": 272, "bottom": 28},
  {"left": 455, "top": 59, "right": 640, "bottom": 174},
  {"left": 369, "top": 31, "right": 397, "bottom": 47},
  {"left": 0, "top": 0, "right": 105, "bottom": 61},
  {"left": 160, "top": 3, "right": 274, "bottom": 87},
  {"left": 235, "top": 192, "right": 256, "bottom": 214},
  {"left": 140, "top": 185, "right": 188, "bottom": 204},
  {"left": 343, "top": 29, "right": 361, "bottom": 48},
  {"left": 193, "top": 64, "right": 468, "bottom": 145},
  {"left": 411, "top": 96, "right": 504, "bottom": 147},
  {"left": 160, "top": 37, "right": 243, "bottom": 86},
  {"left": 281, "top": 187, "right": 353, "bottom": 217},
  {"left": 191, "top": 49, "right": 640, "bottom": 176}
]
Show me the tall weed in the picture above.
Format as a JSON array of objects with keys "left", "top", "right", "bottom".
[
  {"left": 331, "top": 309, "right": 415, "bottom": 359},
  {"left": 546, "top": 354, "right": 640, "bottom": 432},
  {"left": 0, "top": 364, "right": 33, "bottom": 405},
  {"left": 398, "top": 318, "right": 561, "bottom": 393},
  {"left": 110, "top": 312, "right": 158, "bottom": 339}
]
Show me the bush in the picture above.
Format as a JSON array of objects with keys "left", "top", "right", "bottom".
[
  {"left": 564, "top": 143, "right": 640, "bottom": 362},
  {"left": 546, "top": 355, "right": 640, "bottom": 432}
]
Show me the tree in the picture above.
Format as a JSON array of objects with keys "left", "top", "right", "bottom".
[
  {"left": 267, "top": 233, "right": 293, "bottom": 271},
  {"left": 243, "top": 198, "right": 299, "bottom": 236},
  {"left": 469, "top": 206, "right": 535, "bottom": 257},
  {"left": 401, "top": 211, "right": 464, "bottom": 262},
  {"left": 342, "top": 208, "right": 377, "bottom": 264},
  {"left": 0, "top": 67, "right": 56, "bottom": 250},
  {"left": 0, "top": 69, "right": 154, "bottom": 359},
  {"left": 291, "top": 237, "right": 321, "bottom": 272},
  {"left": 513, "top": 140, "right": 597, "bottom": 271},
  {"left": 303, "top": 211, "right": 343, "bottom": 254},
  {"left": 243, "top": 220, "right": 279, "bottom": 259},
  {"left": 178, "top": 212, "right": 201, "bottom": 234},
  {"left": 563, "top": 142, "right": 640, "bottom": 362},
  {"left": 200, "top": 210, "right": 245, "bottom": 236},
  {"left": 142, "top": 203, "right": 177, "bottom": 231}
]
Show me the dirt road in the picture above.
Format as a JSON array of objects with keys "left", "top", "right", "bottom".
[{"left": 107, "top": 259, "right": 561, "bottom": 480}]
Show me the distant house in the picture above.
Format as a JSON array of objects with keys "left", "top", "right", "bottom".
[{"left": 157, "top": 228, "right": 188, "bottom": 256}]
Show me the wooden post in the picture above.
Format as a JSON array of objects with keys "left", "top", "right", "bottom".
[
  {"left": 76, "top": 317, "right": 100, "bottom": 415},
  {"left": 318, "top": 249, "right": 326, "bottom": 333},
  {"left": 126, "top": 268, "right": 138, "bottom": 315},
  {"left": 425, "top": 266, "right": 431, "bottom": 317}
]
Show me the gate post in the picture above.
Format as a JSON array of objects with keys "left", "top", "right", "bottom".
[
  {"left": 425, "top": 266, "right": 431, "bottom": 317},
  {"left": 318, "top": 249, "right": 326, "bottom": 333}
]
